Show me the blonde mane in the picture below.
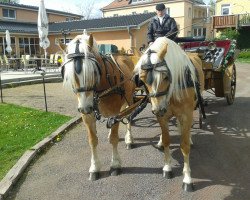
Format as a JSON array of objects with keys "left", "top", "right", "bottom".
[
  {"left": 135, "top": 37, "right": 197, "bottom": 101},
  {"left": 63, "top": 32, "right": 100, "bottom": 90}
]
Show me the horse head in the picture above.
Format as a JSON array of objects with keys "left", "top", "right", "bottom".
[
  {"left": 62, "top": 32, "right": 101, "bottom": 114},
  {"left": 134, "top": 37, "right": 171, "bottom": 116}
]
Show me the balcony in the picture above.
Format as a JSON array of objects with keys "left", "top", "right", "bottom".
[{"left": 213, "top": 13, "right": 250, "bottom": 29}]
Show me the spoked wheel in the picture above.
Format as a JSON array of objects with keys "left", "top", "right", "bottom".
[{"left": 226, "top": 64, "right": 236, "bottom": 105}]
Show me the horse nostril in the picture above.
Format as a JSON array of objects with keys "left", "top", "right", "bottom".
[
  {"left": 161, "top": 108, "right": 167, "bottom": 113},
  {"left": 87, "top": 106, "right": 93, "bottom": 114},
  {"left": 78, "top": 107, "right": 83, "bottom": 113}
]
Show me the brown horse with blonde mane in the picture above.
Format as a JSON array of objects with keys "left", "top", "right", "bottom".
[
  {"left": 134, "top": 37, "right": 204, "bottom": 191},
  {"left": 61, "top": 32, "right": 136, "bottom": 180}
]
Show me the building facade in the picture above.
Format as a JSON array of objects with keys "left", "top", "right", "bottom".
[
  {"left": 0, "top": 2, "right": 82, "bottom": 57},
  {"left": 102, "top": 0, "right": 213, "bottom": 39},
  {"left": 213, "top": 0, "right": 250, "bottom": 48}
]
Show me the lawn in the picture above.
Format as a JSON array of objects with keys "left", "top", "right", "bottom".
[
  {"left": 0, "top": 103, "right": 71, "bottom": 180},
  {"left": 236, "top": 58, "right": 250, "bottom": 63}
]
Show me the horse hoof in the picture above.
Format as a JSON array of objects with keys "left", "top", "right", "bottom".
[
  {"left": 156, "top": 145, "right": 164, "bottom": 152},
  {"left": 110, "top": 168, "right": 122, "bottom": 176},
  {"left": 126, "top": 144, "right": 133, "bottom": 150},
  {"left": 89, "top": 172, "right": 100, "bottom": 181},
  {"left": 182, "top": 183, "right": 194, "bottom": 192},
  {"left": 163, "top": 171, "right": 173, "bottom": 179}
]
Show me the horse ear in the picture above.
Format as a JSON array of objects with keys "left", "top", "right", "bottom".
[
  {"left": 89, "top": 34, "right": 93, "bottom": 48},
  {"left": 157, "top": 43, "right": 168, "bottom": 60}
]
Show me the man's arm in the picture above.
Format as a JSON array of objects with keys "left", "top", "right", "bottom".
[
  {"left": 147, "top": 21, "right": 154, "bottom": 44},
  {"left": 166, "top": 18, "right": 178, "bottom": 40}
]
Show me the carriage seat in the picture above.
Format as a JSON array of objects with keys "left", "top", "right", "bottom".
[{"left": 185, "top": 47, "right": 225, "bottom": 69}]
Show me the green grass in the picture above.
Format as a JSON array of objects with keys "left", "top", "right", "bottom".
[
  {"left": 236, "top": 58, "right": 250, "bottom": 63},
  {"left": 0, "top": 103, "right": 71, "bottom": 180}
]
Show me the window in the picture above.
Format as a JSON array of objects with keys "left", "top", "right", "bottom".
[
  {"left": 19, "top": 37, "right": 41, "bottom": 55},
  {"left": 166, "top": 8, "right": 170, "bottom": 15},
  {"left": 58, "top": 38, "right": 72, "bottom": 45},
  {"left": 132, "top": 12, "right": 137, "bottom": 15},
  {"left": 131, "top": 0, "right": 151, "bottom": 4},
  {"left": 188, "top": 8, "right": 192, "bottom": 18},
  {"left": 2, "top": 9, "right": 16, "bottom": 19},
  {"left": 193, "top": 28, "right": 206, "bottom": 37},
  {"left": 221, "top": 4, "right": 231, "bottom": 16},
  {"left": 113, "top": 14, "right": 118, "bottom": 17}
]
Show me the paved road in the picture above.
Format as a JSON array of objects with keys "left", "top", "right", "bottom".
[{"left": 3, "top": 63, "right": 250, "bottom": 200}]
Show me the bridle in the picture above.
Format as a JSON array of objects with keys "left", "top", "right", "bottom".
[
  {"left": 61, "top": 39, "right": 102, "bottom": 93},
  {"left": 140, "top": 49, "right": 172, "bottom": 97}
]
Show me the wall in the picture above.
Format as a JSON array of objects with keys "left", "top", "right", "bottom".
[
  {"left": 215, "top": 0, "right": 250, "bottom": 16},
  {"left": 0, "top": 6, "right": 78, "bottom": 23}
]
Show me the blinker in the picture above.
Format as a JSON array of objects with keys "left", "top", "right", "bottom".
[{"left": 75, "top": 40, "right": 82, "bottom": 74}]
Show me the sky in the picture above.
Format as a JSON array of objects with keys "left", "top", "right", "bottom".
[{"left": 19, "top": 0, "right": 213, "bottom": 18}]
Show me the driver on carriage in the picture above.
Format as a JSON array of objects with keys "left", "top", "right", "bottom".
[{"left": 147, "top": 3, "right": 178, "bottom": 46}]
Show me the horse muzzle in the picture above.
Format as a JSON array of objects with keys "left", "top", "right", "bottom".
[
  {"left": 78, "top": 106, "right": 93, "bottom": 114},
  {"left": 152, "top": 107, "right": 167, "bottom": 117}
]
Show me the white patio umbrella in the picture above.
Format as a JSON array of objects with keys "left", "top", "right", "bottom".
[
  {"left": 38, "top": 0, "right": 50, "bottom": 58},
  {"left": 5, "top": 30, "right": 12, "bottom": 54}
]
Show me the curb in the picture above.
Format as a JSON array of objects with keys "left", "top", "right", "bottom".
[
  {"left": 0, "top": 116, "right": 82, "bottom": 199},
  {"left": 1, "top": 76, "right": 63, "bottom": 89}
]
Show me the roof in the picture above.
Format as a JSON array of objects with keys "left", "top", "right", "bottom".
[
  {"left": 49, "top": 12, "right": 155, "bottom": 33},
  {"left": 0, "top": 2, "right": 82, "bottom": 17},
  {"left": 102, "top": 0, "right": 205, "bottom": 10},
  {"left": 0, "top": 21, "right": 37, "bottom": 34},
  {"left": 0, "top": 12, "right": 155, "bottom": 34}
]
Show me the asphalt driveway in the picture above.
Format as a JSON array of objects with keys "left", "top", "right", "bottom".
[{"left": 2, "top": 62, "right": 250, "bottom": 200}]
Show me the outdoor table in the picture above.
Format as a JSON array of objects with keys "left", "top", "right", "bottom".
[
  {"left": 8, "top": 58, "right": 22, "bottom": 71},
  {"left": 30, "top": 57, "right": 49, "bottom": 73}
]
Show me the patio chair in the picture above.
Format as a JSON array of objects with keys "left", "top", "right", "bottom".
[
  {"left": 3, "top": 55, "right": 16, "bottom": 71},
  {"left": 0, "top": 56, "right": 6, "bottom": 71},
  {"left": 21, "top": 55, "right": 37, "bottom": 73}
]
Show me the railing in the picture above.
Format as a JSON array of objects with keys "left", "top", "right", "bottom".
[
  {"left": 213, "top": 13, "right": 250, "bottom": 28},
  {"left": 213, "top": 15, "right": 237, "bottom": 28},
  {"left": 239, "top": 13, "right": 250, "bottom": 26}
]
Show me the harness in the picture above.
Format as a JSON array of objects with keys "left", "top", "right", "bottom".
[
  {"left": 140, "top": 49, "right": 206, "bottom": 119},
  {"left": 140, "top": 49, "right": 172, "bottom": 97},
  {"left": 61, "top": 40, "right": 145, "bottom": 125}
]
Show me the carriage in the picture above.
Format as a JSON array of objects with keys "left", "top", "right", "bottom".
[{"left": 178, "top": 37, "right": 237, "bottom": 105}]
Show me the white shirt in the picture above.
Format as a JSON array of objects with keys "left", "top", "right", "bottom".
[{"left": 158, "top": 16, "right": 164, "bottom": 25}]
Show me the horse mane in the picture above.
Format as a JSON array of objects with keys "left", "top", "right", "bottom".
[
  {"left": 63, "top": 32, "right": 101, "bottom": 90},
  {"left": 135, "top": 37, "right": 197, "bottom": 101}
]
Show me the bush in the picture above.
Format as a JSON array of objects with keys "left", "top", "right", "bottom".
[
  {"left": 217, "top": 28, "right": 240, "bottom": 40},
  {"left": 238, "top": 49, "right": 250, "bottom": 59}
]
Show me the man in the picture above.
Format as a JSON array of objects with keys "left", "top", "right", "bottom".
[{"left": 147, "top": 3, "right": 178, "bottom": 45}]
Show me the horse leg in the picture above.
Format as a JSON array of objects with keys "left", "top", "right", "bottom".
[
  {"left": 157, "top": 116, "right": 173, "bottom": 178},
  {"left": 178, "top": 112, "right": 194, "bottom": 192},
  {"left": 121, "top": 104, "right": 134, "bottom": 149},
  {"left": 125, "top": 122, "right": 134, "bottom": 149},
  {"left": 82, "top": 114, "right": 101, "bottom": 181},
  {"left": 109, "top": 123, "right": 122, "bottom": 176},
  {"left": 177, "top": 119, "right": 194, "bottom": 146}
]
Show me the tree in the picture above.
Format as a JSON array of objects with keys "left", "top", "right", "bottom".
[
  {"left": 76, "top": 0, "right": 101, "bottom": 19},
  {"left": 208, "top": 0, "right": 215, "bottom": 14},
  {"left": 0, "top": 0, "right": 19, "bottom": 3}
]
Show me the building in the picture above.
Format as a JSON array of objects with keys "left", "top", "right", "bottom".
[
  {"left": 213, "top": 0, "right": 250, "bottom": 48},
  {"left": 102, "top": 0, "right": 213, "bottom": 39},
  {"left": 0, "top": 2, "right": 82, "bottom": 57}
]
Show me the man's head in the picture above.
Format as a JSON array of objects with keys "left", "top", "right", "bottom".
[{"left": 156, "top": 3, "right": 166, "bottom": 17}]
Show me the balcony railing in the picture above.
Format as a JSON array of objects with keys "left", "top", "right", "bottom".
[
  {"left": 213, "top": 13, "right": 250, "bottom": 29},
  {"left": 213, "top": 15, "right": 237, "bottom": 28}
]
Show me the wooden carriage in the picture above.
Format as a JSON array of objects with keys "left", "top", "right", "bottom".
[{"left": 179, "top": 37, "right": 238, "bottom": 105}]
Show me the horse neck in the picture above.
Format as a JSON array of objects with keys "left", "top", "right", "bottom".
[{"left": 95, "top": 54, "right": 122, "bottom": 91}]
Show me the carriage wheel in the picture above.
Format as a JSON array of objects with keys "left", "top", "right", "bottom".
[
  {"left": 199, "top": 106, "right": 202, "bottom": 129},
  {"left": 226, "top": 64, "right": 236, "bottom": 105}
]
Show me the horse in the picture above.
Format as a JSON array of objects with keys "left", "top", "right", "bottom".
[
  {"left": 61, "top": 32, "right": 136, "bottom": 180},
  {"left": 133, "top": 37, "right": 204, "bottom": 192}
]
